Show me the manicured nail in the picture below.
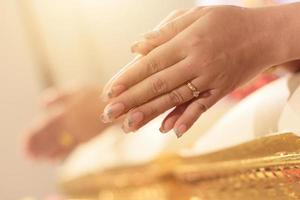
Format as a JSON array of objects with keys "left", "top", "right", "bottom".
[
  {"left": 159, "top": 127, "right": 168, "bottom": 134},
  {"left": 123, "top": 112, "right": 144, "bottom": 133},
  {"left": 107, "top": 85, "right": 126, "bottom": 99},
  {"left": 101, "top": 103, "right": 125, "bottom": 123},
  {"left": 143, "top": 31, "right": 159, "bottom": 40},
  {"left": 161, "top": 120, "right": 174, "bottom": 134},
  {"left": 174, "top": 124, "right": 187, "bottom": 138},
  {"left": 122, "top": 124, "right": 130, "bottom": 134}
]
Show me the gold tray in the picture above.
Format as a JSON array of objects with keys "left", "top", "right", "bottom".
[{"left": 61, "top": 133, "right": 300, "bottom": 200}]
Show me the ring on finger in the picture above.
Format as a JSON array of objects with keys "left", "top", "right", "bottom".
[{"left": 187, "top": 82, "right": 201, "bottom": 98}]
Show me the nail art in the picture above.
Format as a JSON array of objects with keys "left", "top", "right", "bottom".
[
  {"left": 107, "top": 90, "right": 113, "bottom": 99},
  {"left": 122, "top": 123, "right": 130, "bottom": 134},
  {"left": 127, "top": 117, "right": 134, "bottom": 128},
  {"left": 174, "top": 125, "right": 187, "bottom": 138},
  {"left": 101, "top": 103, "right": 125, "bottom": 123},
  {"left": 107, "top": 85, "right": 126, "bottom": 99},
  {"left": 122, "top": 112, "right": 144, "bottom": 133},
  {"left": 159, "top": 127, "right": 168, "bottom": 134},
  {"left": 100, "top": 113, "right": 111, "bottom": 124}
]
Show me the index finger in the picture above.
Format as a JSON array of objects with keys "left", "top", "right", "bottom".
[{"left": 103, "top": 39, "right": 186, "bottom": 100}]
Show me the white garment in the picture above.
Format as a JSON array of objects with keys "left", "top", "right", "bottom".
[{"left": 191, "top": 73, "right": 300, "bottom": 155}]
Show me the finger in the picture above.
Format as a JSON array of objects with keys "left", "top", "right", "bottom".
[
  {"left": 102, "top": 58, "right": 208, "bottom": 123},
  {"left": 119, "top": 78, "right": 212, "bottom": 133},
  {"left": 131, "top": 9, "right": 188, "bottom": 55},
  {"left": 173, "top": 90, "right": 221, "bottom": 138},
  {"left": 131, "top": 7, "right": 207, "bottom": 54},
  {"left": 102, "top": 56, "right": 142, "bottom": 101},
  {"left": 160, "top": 89, "right": 213, "bottom": 133},
  {"left": 160, "top": 102, "right": 189, "bottom": 133},
  {"left": 154, "top": 9, "right": 188, "bottom": 30},
  {"left": 104, "top": 39, "right": 186, "bottom": 100},
  {"left": 40, "top": 88, "right": 70, "bottom": 107}
]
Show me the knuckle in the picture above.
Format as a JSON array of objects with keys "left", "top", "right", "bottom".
[
  {"left": 194, "top": 101, "right": 208, "bottom": 113},
  {"left": 151, "top": 76, "right": 168, "bottom": 95},
  {"left": 168, "top": 90, "right": 185, "bottom": 106},
  {"left": 147, "top": 105, "right": 159, "bottom": 116},
  {"left": 146, "top": 58, "right": 161, "bottom": 74}
]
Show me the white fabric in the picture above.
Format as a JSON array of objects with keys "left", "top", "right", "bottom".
[
  {"left": 278, "top": 78, "right": 300, "bottom": 136},
  {"left": 191, "top": 74, "right": 299, "bottom": 155}
]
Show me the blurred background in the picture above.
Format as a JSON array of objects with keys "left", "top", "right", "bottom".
[{"left": 0, "top": 0, "right": 195, "bottom": 199}]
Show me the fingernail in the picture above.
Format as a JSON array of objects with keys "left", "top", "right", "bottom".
[
  {"left": 107, "top": 85, "right": 126, "bottom": 99},
  {"left": 174, "top": 124, "right": 187, "bottom": 138},
  {"left": 159, "top": 127, "right": 170, "bottom": 134},
  {"left": 163, "top": 120, "right": 174, "bottom": 133},
  {"left": 143, "top": 31, "right": 159, "bottom": 40},
  {"left": 159, "top": 127, "right": 168, "bottom": 134},
  {"left": 101, "top": 103, "right": 125, "bottom": 123},
  {"left": 122, "top": 124, "right": 130, "bottom": 134},
  {"left": 100, "top": 113, "right": 111, "bottom": 123},
  {"left": 123, "top": 112, "right": 144, "bottom": 133}
]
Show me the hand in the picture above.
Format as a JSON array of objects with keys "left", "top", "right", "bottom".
[
  {"left": 132, "top": 8, "right": 300, "bottom": 73},
  {"left": 23, "top": 86, "right": 107, "bottom": 160},
  {"left": 101, "top": 5, "right": 296, "bottom": 138}
]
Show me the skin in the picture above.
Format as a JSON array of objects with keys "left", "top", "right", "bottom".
[
  {"left": 101, "top": 4, "right": 300, "bottom": 138},
  {"left": 22, "top": 11, "right": 191, "bottom": 161},
  {"left": 23, "top": 86, "right": 108, "bottom": 160}
]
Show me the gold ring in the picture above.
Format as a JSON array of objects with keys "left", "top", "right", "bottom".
[
  {"left": 187, "top": 82, "right": 201, "bottom": 98},
  {"left": 58, "top": 131, "right": 75, "bottom": 148}
]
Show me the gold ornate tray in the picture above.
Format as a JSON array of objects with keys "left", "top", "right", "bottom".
[
  {"left": 175, "top": 133, "right": 300, "bottom": 200},
  {"left": 61, "top": 133, "right": 300, "bottom": 200}
]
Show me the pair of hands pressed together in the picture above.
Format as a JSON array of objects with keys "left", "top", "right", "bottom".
[{"left": 101, "top": 4, "right": 300, "bottom": 138}]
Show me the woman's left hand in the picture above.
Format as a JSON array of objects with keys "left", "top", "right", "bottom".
[{"left": 101, "top": 5, "right": 296, "bottom": 138}]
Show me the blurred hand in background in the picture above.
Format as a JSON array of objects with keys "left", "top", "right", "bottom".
[{"left": 23, "top": 85, "right": 109, "bottom": 160}]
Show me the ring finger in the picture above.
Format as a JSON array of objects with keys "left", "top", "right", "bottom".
[{"left": 121, "top": 77, "right": 212, "bottom": 133}]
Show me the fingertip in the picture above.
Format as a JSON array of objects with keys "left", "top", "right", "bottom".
[
  {"left": 174, "top": 124, "right": 187, "bottom": 138},
  {"left": 160, "top": 118, "right": 175, "bottom": 134}
]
